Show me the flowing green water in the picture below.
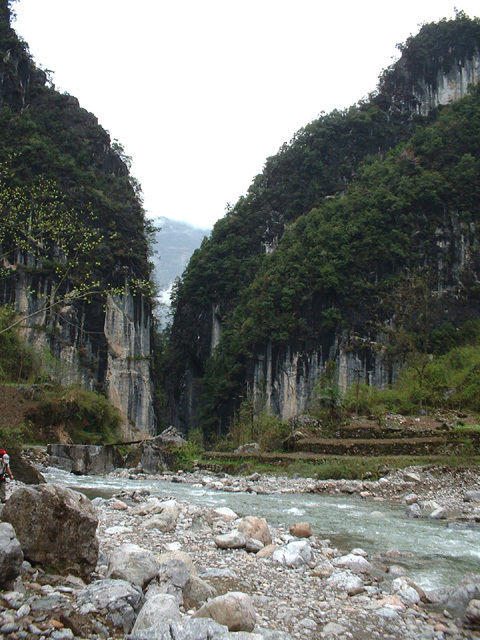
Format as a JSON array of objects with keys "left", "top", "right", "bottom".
[{"left": 44, "top": 468, "right": 480, "bottom": 591}]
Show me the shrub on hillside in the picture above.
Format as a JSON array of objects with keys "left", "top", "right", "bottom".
[{"left": 33, "top": 386, "right": 122, "bottom": 444}]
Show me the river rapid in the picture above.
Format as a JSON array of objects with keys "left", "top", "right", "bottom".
[{"left": 43, "top": 467, "right": 480, "bottom": 592}]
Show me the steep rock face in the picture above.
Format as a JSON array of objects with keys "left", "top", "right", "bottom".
[
  {"left": 414, "top": 51, "right": 480, "bottom": 115},
  {"left": 250, "top": 197, "right": 480, "bottom": 422},
  {"left": 1, "top": 270, "right": 156, "bottom": 435},
  {"left": 0, "top": 5, "right": 156, "bottom": 436},
  {"left": 167, "top": 16, "right": 480, "bottom": 434},
  {"left": 104, "top": 291, "right": 155, "bottom": 436}
]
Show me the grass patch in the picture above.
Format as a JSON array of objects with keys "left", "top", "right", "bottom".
[
  {"left": 31, "top": 385, "right": 122, "bottom": 444},
  {"left": 197, "top": 452, "right": 480, "bottom": 479}
]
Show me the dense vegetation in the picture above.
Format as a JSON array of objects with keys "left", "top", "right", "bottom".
[
  {"left": 0, "top": 0, "right": 158, "bottom": 439},
  {"left": 167, "top": 12, "right": 480, "bottom": 438}
]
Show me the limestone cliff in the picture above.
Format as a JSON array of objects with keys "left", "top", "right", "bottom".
[
  {"left": 166, "top": 14, "right": 480, "bottom": 434},
  {"left": 0, "top": 2, "right": 156, "bottom": 437}
]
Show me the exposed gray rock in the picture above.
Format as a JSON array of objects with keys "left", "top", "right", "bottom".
[
  {"left": 464, "top": 490, "right": 480, "bottom": 502},
  {"left": 245, "top": 538, "right": 265, "bottom": 553},
  {"left": 322, "top": 621, "right": 347, "bottom": 636},
  {"left": 129, "top": 593, "right": 182, "bottom": 635},
  {"left": 77, "top": 578, "right": 144, "bottom": 633},
  {"left": 157, "top": 550, "right": 198, "bottom": 576},
  {"left": 12, "top": 455, "right": 46, "bottom": 485},
  {"left": 106, "top": 543, "right": 160, "bottom": 588},
  {"left": 158, "top": 558, "right": 191, "bottom": 603},
  {"left": 237, "top": 516, "right": 272, "bottom": 546},
  {"left": 141, "top": 505, "right": 179, "bottom": 532},
  {"left": 430, "top": 506, "right": 447, "bottom": 519},
  {"left": 405, "top": 503, "right": 422, "bottom": 518},
  {"left": 403, "top": 471, "right": 422, "bottom": 483},
  {"left": 326, "top": 570, "right": 364, "bottom": 593},
  {"left": 272, "top": 540, "right": 312, "bottom": 568},
  {"left": 465, "top": 598, "right": 480, "bottom": 626},
  {"left": 193, "top": 591, "right": 257, "bottom": 632},
  {"left": 47, "top": 444, "right": 123, "bottom": 475},
  {"left": 444, "top": 578, "right": 480, "bottom": 616},
  {"left": 214, "top": 530, "right": 246, "bottom": 549},
  {"left": 1, "top": 484, "right": 98, "bottom": 579},
  {"left": 332, "top": 553, "right": 373, "bottom": 573},
  {"left": 129, "top": 617, "right": 232, "bottom": 640},
  {"left": 391, "top": 577, "right": 421, "bottom": 605},
  {"left": 0, "top": 522, "right": 23, "bottom": 588},
  {"left": 125, "top": 440, "right": 175, "bottom": 473},
  {"left": 183, "top": 575, "right": 218, "bottom": 608},
  {"left": 156, "top": 426, "right": 188, "bottom": 446}
]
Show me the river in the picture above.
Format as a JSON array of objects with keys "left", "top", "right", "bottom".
[{"left": 43, "top": 467, "right": 480, "bottom": 592}]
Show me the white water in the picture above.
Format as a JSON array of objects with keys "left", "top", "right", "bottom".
[{"left": 43, "top": 467, "right": 480, "bottom": 591}]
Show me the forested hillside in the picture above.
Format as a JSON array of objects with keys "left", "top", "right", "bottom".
[
  {"left": 0, "top": 0, "right": 156, "bottom": 435},
  {"left": 166, "top": 12, "right": 480, "bottom": 437}
]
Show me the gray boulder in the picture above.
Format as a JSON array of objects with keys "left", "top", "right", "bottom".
[
  {"left": 183, "top": 575, "right": 217, "bottom": 608},
  {"left": 141, "top": 505, "right": 179, "bottom": 532},
  {"left": 157, "top": 550, "right": 198, "bottom": 576},
  {"left": 11, "top": 455, "right": 46, "bottom": 485},
  {"left": 326, "top": 570, "right": 364, "bottom": 593},
  {"left": 129, "top": 617, "right": 233, "bottom": 640},
  {"left": 444, "top": 578, "right": 480, "bottom": 616},
  {"left": 130, "top": 593, "right": 182, "bottom": 635},
  {"left": 107, "top": 543, "right": 160, "bottom": 589},
  {"left": 125, "top": 440, "right": 175, "bottom": 474},
  {"left": 272, "top": 540, "right": 312, "bottom": 568},
  {"left": 193, "top": 591, "right": 257, "bottom": 632},
  {"left": 391, "top": 577, "right": 421, "bottom": 605},
  {"left": 157, "top": 558, "right": 191, "bottom": 603},
  {"left": 464, "top": 491, "right": 480, "bottom": 502},
  {"left": 47, "top": 444, "right": 123, "bottom": 475},
  {"left": 0, "top": 522, "right": 23, "bottom": 588},
  {"left": 405, "top": 503, "right": 422, "bottom": 518},
  {"left": 1, "top": 484, "right": 98, "bottom": 579},
  {"left": 465, "top": 599, "right": 480, "bottom": 626},
  {"left": 77, "top": 578, "right": 144, "bottom": 633},
  {"left": 332, "top": 553, "right": 373, "bottom": 573},
  {"left": 156, "top": 426, "right": 188, "bottom": 446},
  {"left": 215, "top": 530, "right": 246, "bottom": 549}
]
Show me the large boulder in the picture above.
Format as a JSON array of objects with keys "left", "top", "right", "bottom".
[
  {"left": 237, "top": 516, "right": 272, "bottom": 546},
  {"left": 214, "top": 530, "right": 246, "bottom": 550},
  {"left": 1, "top": 483, "right": 98, "bottom": 579},
  {"left": 193, "top": 592, "right": 257, "bottom": 632},
  {"left": 141, "top": 505, "right": 179, "bottom": 532},
  {"left": 273, "top": 540, "right": 312, "bottom": 568},
  {"left": 11, "top": 454, "right": 46, "bottom": 484},
  {"left": 130, "top": 593, "right": 182, "bottom": 635},
  {"left": 106, "top": 543, "right": 160, "bottom": 589},
  {"left": 47, "top": 444, "right": 123, "bottom": 475},
  {"left": 444, "top": 578, "right": 480, "bottom": 616},
  {"left": 124, "top": 440, "right": 176, "bottom": 473},
  {"left": 0, "top": 522, "right": 23, "bottom": 588},
  {"left": 77, "top": 578, "right": 144, "bottom": 633},
  {"left": 131, "top": 593, "right": 232, "bottom": 639}
]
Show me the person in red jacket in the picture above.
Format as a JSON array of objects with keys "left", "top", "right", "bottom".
[{"left": 0, "top": 449, "right": 14, "bottom": 503}]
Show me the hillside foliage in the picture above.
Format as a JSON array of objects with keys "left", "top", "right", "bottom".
[{"left": 166, "top": 13, "right": 480, "bottom": 436}]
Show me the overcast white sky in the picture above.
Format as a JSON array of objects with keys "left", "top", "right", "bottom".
[{"left": 12, "top": 1, "right": 480, "bottom": 229}]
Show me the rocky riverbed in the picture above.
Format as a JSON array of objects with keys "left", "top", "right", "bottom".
[{"left": 1, "top": 464, "right": 480, "bottom": 639}]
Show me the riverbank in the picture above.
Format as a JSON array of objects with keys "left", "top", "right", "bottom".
[
  {"left": 92, "top": 464, "right": 480, "bottom": 638},
  {"left": 1, "top": 463, "right": 480, "bottom": 639}
]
